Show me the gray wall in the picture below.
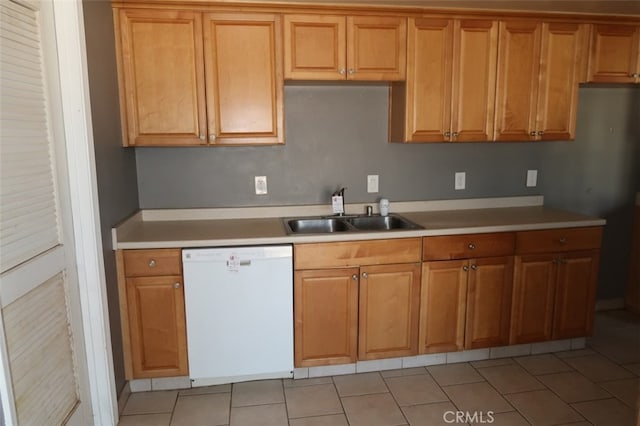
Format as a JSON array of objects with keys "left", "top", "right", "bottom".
[
  {"left": 83, "top": 0, "right": 139, "bottom": 395},
  {"left": 137, "top": 84, "right": 640, "bottom": 299}
]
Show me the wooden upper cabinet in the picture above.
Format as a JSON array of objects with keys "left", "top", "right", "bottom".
[
  {"left": 494, "top": 21, "right": 586, "bottom": 142},
  {"left": 588, "top": 24, "right": 640, "bottom": 83},
  {"left": 390, "top": 18, "right": 497, "bottom": 143},
  {"left": 284, "top": 14, "right": 406, "bottom": 80},
  {"left": 115, "top": 9, "right": 207, "bottom": 146},
  {"left": 115, "top": 9, "right": 284, "bottom": 146},
  {"left": 204, "top": 13, "right": 284, "bottom": 145}
]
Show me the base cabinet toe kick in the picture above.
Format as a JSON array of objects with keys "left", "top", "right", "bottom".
[{"left": 115, "top": 226, "right": 602, "bottom": 381}]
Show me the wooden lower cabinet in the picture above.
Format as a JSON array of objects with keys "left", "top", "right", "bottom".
[
  {"left": 126, "top": 275, "right": 188, "bottom": 378},
  {"left": 294, "top": 268, "right": 359, "bottom": 367},
  {"left": 626, "top": 206, "right": 640, "bottom": 313},
  {"left": 420, "top": 256, "right": 514, "bottom": 353},
  {"left": 465, "top": 256, "right": 514, "bottom": 349},
  {"left": 359, "top": 263, "right": 421, "bottom": 360},
  {"left": 420, "top": 260, "right": 468, "bottom": 353},
  {"left": 511, "top": 250, "right": 600, "bottom": 344}
]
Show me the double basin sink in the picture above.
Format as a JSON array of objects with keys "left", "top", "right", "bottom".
[{"left": 284, "top": 213, "right": 423, "bottom": 234}]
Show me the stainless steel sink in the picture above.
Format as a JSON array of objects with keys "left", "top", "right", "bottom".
[
  {"left": 285, "top": 217, "right": 353, "bottom": 234},
  {"left": 345, "top": 215, "right": 422, "bottom": 231},
  {"left": 284, "top": 214, "right": 422, "bottom": 234}
]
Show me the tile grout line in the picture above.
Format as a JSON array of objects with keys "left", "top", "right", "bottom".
[
  {"left": 330, "top": 375, "right": 350, "bottom": 425},
  {"left": 376, "top": 370, "right": 411, "bottom": 426}
]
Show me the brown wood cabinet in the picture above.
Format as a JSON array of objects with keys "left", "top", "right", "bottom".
[
  {"left": 284, "top": 15, "right": 406, "bottom": 80},
  {"left": 588, "top": 24, "right": 640, "bottom": 83},
  {"left": 420, "top": 233, "right": 515, "bottom": 353},
  {"left": 389, "top": 18, "right": 498, "bottom": 143},
  {"left": 511, "top": 228, "right": 602, "bottom": 344},
  {"left": 118, "top": 249, "right": 188, "bottom": 379},
  {"left": 359, "top": 263, "right": 421, "bottom": 360},
  {"left": 294, "top": 268, "right": 359, "bottom": 367},
  {"left": 293, "top": 238, "right": 421, "bottom": 366},
  {"left": 494, "top": 21, "right": 587, "bottom": 141},
  {"left": 114, "top": 9, "right": 284, "bottom": 146}
]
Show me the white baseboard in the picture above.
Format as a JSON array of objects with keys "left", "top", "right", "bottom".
[{"left": 595, "top": 298, "right": 625, "bottom": 311}]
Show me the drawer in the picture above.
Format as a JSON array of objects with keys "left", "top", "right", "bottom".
[
  {"left": 516, "top": 227, "right": 602, "bottom": 254},
  {"left": 123, "top": 249, "right": 182, "bottom": 277},
  {"left": 423, "top": 233, "right": 515, "bottom": 261},
  {"left": 294, "top": 238, "right": 421, "bottom": 270}
]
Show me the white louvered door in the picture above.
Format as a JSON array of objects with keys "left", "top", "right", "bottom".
[{"left": 0, "top": 1, "right": 92, "bottom": 424}]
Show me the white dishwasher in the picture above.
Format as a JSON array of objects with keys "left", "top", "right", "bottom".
[{"left": 182, "top": 245, "right": 293, "bottom": 387}]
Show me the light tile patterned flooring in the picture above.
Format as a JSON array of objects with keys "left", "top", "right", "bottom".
[{"left": 119, "top": 310, "right": 640, "bottom": 425}]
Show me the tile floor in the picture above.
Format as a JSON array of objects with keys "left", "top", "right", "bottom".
[{"left": 119, "top": 310, "right": 640, "bottom": 425}]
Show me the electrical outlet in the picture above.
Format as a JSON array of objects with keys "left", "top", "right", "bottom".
[
  {"left": 526, "top": 170, "right": 538, "bottom": 187},
  {"left": 455, "top": 172, "right": 466, "bottom": 190},
  {"left": 255, "top": 176, "right": 267, "bottom": 195},
  {"left": 367, "top": 175, "right": 379, "bottom": 193}
]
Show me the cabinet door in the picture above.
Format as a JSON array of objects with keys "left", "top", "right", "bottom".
[
  {"left": 204, "top": 13, "right": 284, "bottom": 145},
  {"left": 510, "top": 254, "right": 556, "bottom": 344},
  {"left": 553, "top": 251, "right": 600, "bottom": 339},
  {"left": 116, "top": 9, "right": 207, "bottom": 146},
  {"left": 450, "top": 19, "right": 498, "bottom": 142},
  {"left": 283, "top": 15, "right": 346, "bottom": 80},
  {"left": 494, "top": 21, "right": 541, "bottom": 141},
  {"left": 359, "top": 263, "right": 421, "bottom": 360},
  {"left": 588, "top": 24, "right": 640, "bottom": 83},
  {"left": 465, "top": 256, "right": 514, "bottom": 349},
  {"left": 294, "top": 268, "right": 359, "bottom": 367},
  {"left": 536, "top": 23, "right": 585, "bottom": 141},
  {"left": 126, "top": 276, "right": 188, "bottom": 378},
  {"left": 404, "top": 18, "right": 453, "bottom": 142},
  {"left": 347, "top": 16, "right": 406, "bottom": 80},
  {"left": 420, "top": 260, "right": 467, "bottom": 353}
]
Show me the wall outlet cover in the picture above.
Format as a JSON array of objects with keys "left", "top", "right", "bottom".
[
  {"left": 526, "top": 170, "right": 538, "bottom": 187},
  {"left": 255, "top": 176, "right": 267, "bottom": 195},
  {"left": 367, "top": 175, "right": 379, "bottom": 193},
  {"left": 455, "top": 172, "right": 466, "bottom": 190}
]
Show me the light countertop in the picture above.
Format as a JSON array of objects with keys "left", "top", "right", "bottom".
[{"left": 112, "top": 196, "right": 605, "bottom": 250}]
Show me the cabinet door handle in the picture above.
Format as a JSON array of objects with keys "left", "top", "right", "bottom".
[
  {"left": 462, "top": 265, "right": 469, "bottom": 272},
  {"left": 452, "top": 132, "right": 459, "bottom": 138},
  {"left": 339, "top": 68, "right": 346, "bottom": 76},
  {"left": 173, "top": 282, "right": 181, "bottom": 289},
  {"left": 444, "top": 131, "right": 451, "bottom": 137},
  {"left": 471, "top": 264, "right": 478, "bottom": 270},
  {"left": 468, "top": 243, "right": 475, "bottom": 250},
  {"left": 537, "top": 131, "right": 544, "bottom": 136},
  {"left": 560, "top": 259, "right": 568, "bottom": 264},
  {"left": 209, "top": 134, "right": 216, "bottom": 142},
  {"left": 348, "top": 68, "right": 355, "bottom": 75},
  {"left": 559, "top": 237, "right": 567, "bottom": 244},
  {"left": 148, "top": 259, "right": 156, "bottom": 267},
  {"left": 630, "top": 72, "right": 639, "bottom": 78},
  {"left": 352, "top": 274, "right": 359, "bottom": 281},
  {"left": 362, "top": 272, "right": 368, "bottom": 279},
  {"left": 529, "top": 131, "right": 537, "bottom": 136},
  {"left": 552, "top": 258, "right": 559, "bottom": 264},
  {"left": 199, "top": 134, "right": 205, "bottom": 141}
]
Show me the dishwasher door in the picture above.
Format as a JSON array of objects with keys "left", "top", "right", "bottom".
[{"left": 182, "top": 245, "right": 293, "bottom": 387}]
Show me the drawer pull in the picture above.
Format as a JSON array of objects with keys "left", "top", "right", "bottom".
[
  {"left": 471, "top": 264, "right": 478, "bottom": 270},
  {"left": 559, "top": 237, "right": 567, "bottom": 244},
  {"left": 463, "top": 265, "right": 469, "bottom": 272},
  {"left": 173, "top": 282, "right": 180, "bottom": 289},
  {"left": 468, "top": 243, "right": 475, "bottom": 250},
  {"left": 148, "top": 259, "right": 156, "bottom": 267}
]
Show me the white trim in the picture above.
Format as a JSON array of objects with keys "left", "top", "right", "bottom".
[
  {"left": 0, "top": 246, "right": 65, "bottom": 308},
  {"left": 139, "top": 196, "right": 545, "bottom": 221},
  {"left": 0, "top": 311, "right": 17, "bottom": 425},
  {"left": 51, "top": 1, "right": 117, "bottom": 425}
]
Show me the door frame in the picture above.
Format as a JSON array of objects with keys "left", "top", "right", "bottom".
[{"left": 51, "top": 0, "right": 118, "bottom": 424}]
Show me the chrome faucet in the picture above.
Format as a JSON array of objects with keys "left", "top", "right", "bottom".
[{"left": 332, "top": 187, "right": 346, "bottom": 216}]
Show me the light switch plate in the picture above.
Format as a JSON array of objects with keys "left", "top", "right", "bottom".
[
  {"left": 367, "top": 175, "right": 379, "bottom": 193},
  {"left": 255, "top": 176, "right": 267, "bottom": 195},
  {"left": 526, "top": 170, "right": 538, "bottom": 187},
  {"left": 455, "top": 172, "right": 466, "bottom": 190}
]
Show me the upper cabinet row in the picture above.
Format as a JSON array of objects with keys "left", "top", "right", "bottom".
[{"left": 113, "top": 7, "right": 640, "bottom": 147}]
